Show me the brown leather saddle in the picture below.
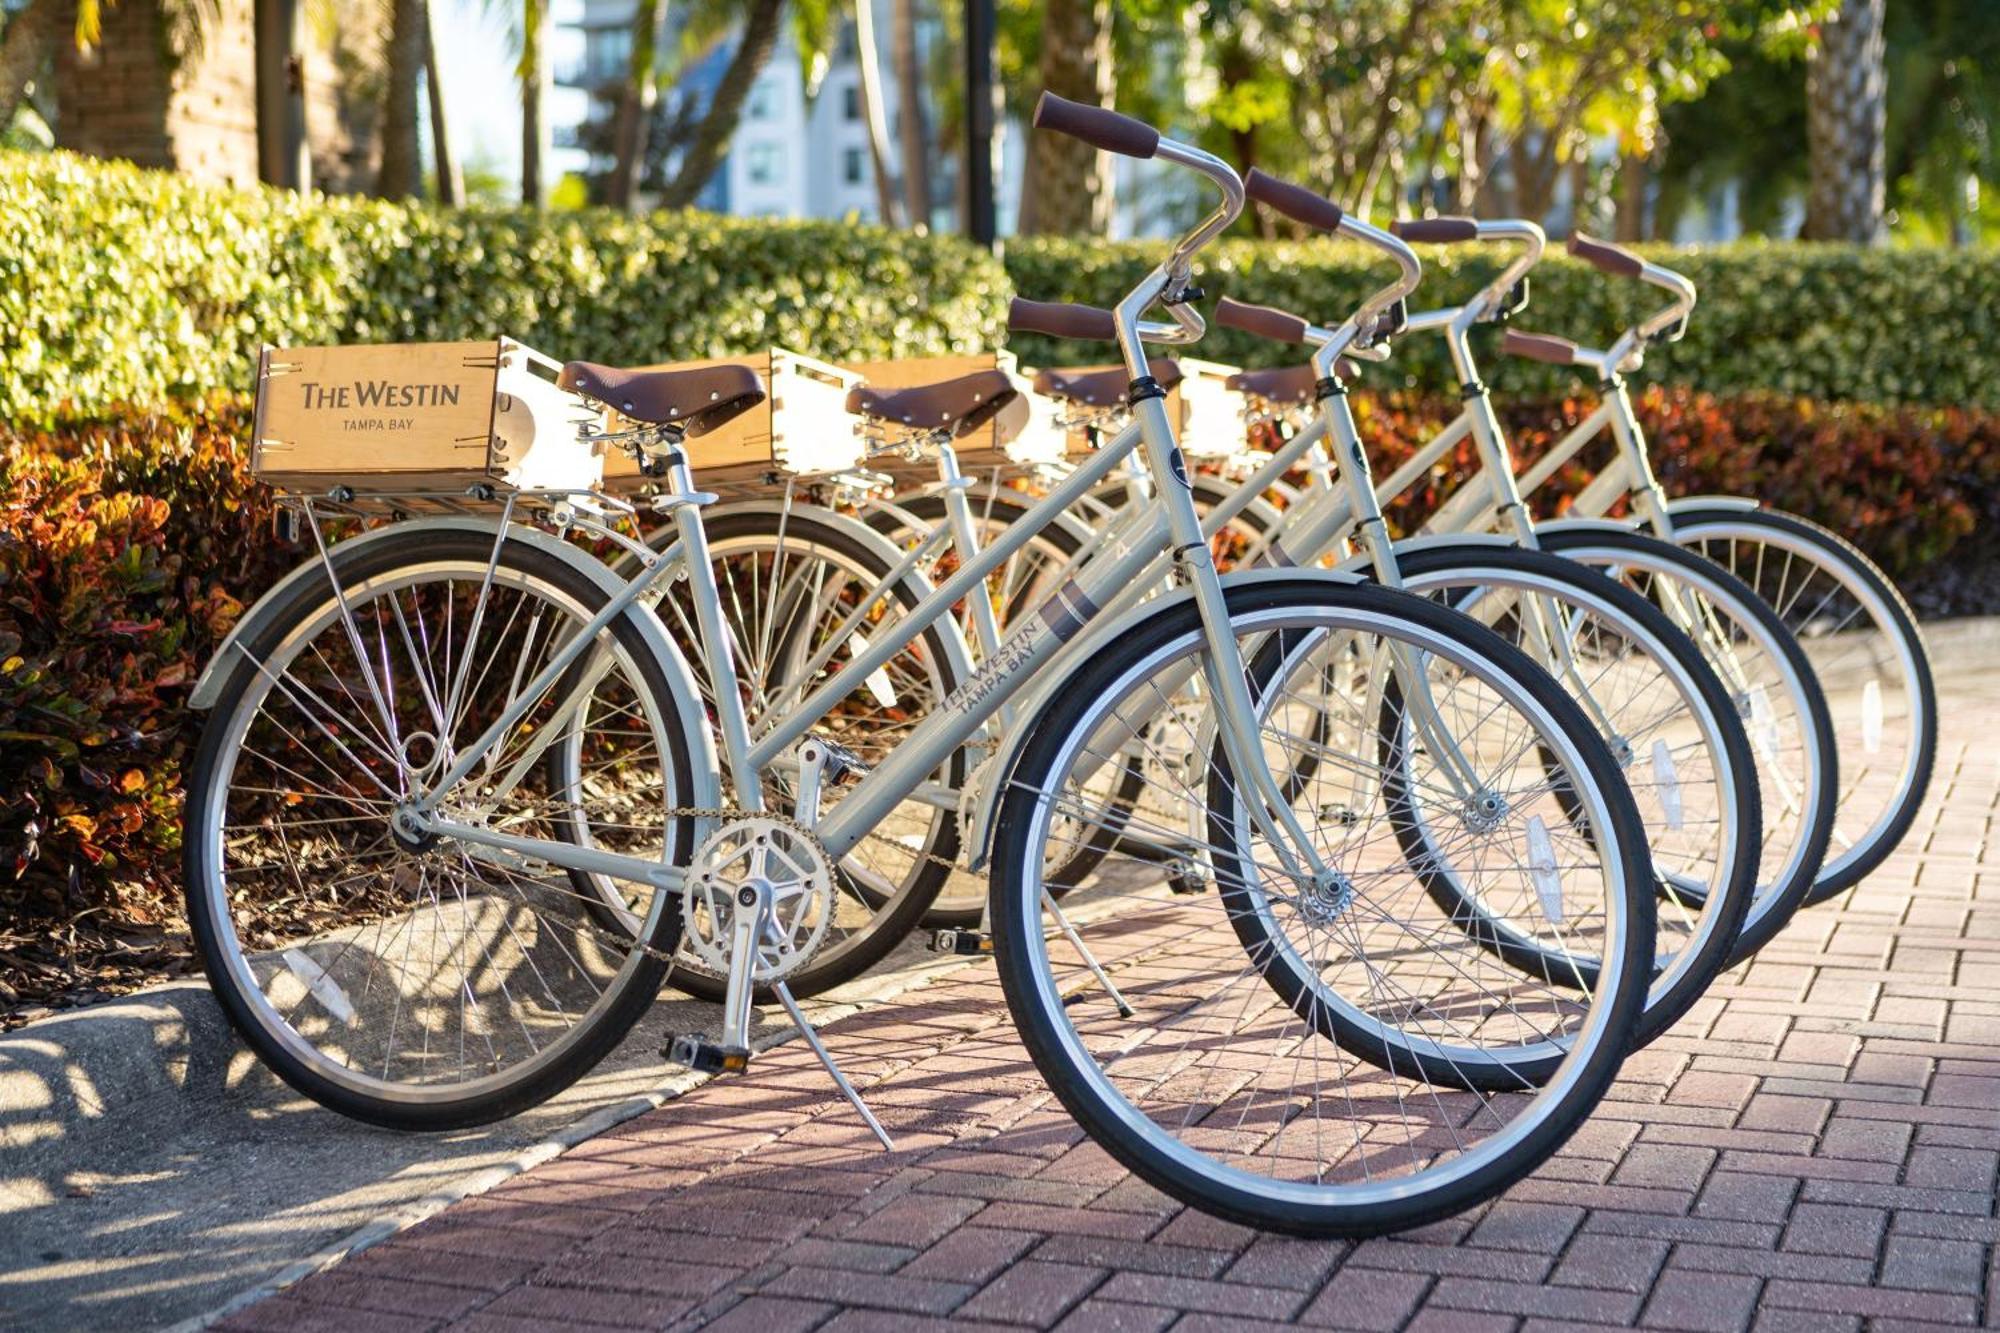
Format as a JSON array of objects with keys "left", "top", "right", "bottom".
[
  {"left": 559, "top": 361, "right": 766, "bottom": 438},
  {"left": 1031, "top": 360, "right": 1185, "bottom": 408},
  {"left": 844, "top": 369, "right": 1019, "bottom": 437},
  {"left": 1225, "top": 364, "right": 1320, "bottom": 406}
]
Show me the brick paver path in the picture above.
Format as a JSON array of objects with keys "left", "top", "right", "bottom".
[{"left": 222, "top": 661, "right": 2000, "bottom": 1333}]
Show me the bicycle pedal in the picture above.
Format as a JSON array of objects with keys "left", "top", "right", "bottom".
[
  {"left": 1166, "top": 868, "right": 1210, "bottom": 896},
  {"left": 929, "top": 929, "right": 994, "bottom": 957},
  {"left": 664, "top": 1034, "right": 751, "bottom": 1074}
]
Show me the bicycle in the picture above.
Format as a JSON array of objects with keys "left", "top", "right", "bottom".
[
  {"left": 1207, "top": 215, "right": 1836, "bottom": 966},
  {"left": 1488, "top": 233, "right": 1935, "bottom": 902},
  {"left": 185, "top": 93, "right": 1658, "bottom": 1236}
]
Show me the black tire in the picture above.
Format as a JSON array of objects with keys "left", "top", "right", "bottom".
[
  {"left": 1538, "top": 526, "right": 1837, "bottom": 963},
  {"left": 1667, "top": 505, "right": 1937, "bottom": 902},
  {"left": 991, "top": 579, "right": 1654, "bottom": 1235},
  {"left": 184, "top": 530, "right": 697, "bottom": 1131}
]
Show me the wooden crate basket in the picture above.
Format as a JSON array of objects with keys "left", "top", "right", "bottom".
[
  {"left": 1029, "top": 360, "right": 1245, "bottom": 458},
  {"left": 1175, "top": 358, "right": 1252, "bottom": 458},
  {"left": 600, "top": 348, "right": 865, "bottom": 492},
  {"left": 251, "top": 339, "right": 607, "bottom": 502},
  {"left": 844, "top": 352, "right": 1068, "bottom": 475}
]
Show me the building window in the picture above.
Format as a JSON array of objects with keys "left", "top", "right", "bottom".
[
  {"left": 746, "top": 143, "right": 783, "bottom": 185},
  {"left": 842, "top": 85, "right": 861, "bottom": 121},
  {"left": 843, "top": 147, "right": 865, "bottom": 185}
]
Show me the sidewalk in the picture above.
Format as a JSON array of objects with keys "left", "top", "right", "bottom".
[{"left": 210, "top": 646, "right": 2000, "bottom": 1333}]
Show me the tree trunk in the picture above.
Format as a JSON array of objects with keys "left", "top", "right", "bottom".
[
  {"left": 1017, "top": 0, "right": 1113, "bottom": 236},
  {"left": 376, "top": 0, "right": 425, "bottom": 198},
  {"left": 657, "top": 0, "right": 784, "bottom": 209},
  {"left": 1614, "top": 148, "right": 1649, "bottom": 242},
  {"left": 520, "top": 0, "right": 549, "bottom": 205},
  {"left": 0, "top": 0, "right": 60, "bottom": 132},
  {"left": 890, "top": 0, "right": 930, "bottom": 227},
  {"left": 606, "top": 0, "right": 663, "bottom": 211},
  {"left": 1802, "top": 0, "right": 1886, "bottom": 242},
  {"left": 852, "top": 0, "right": 901, "bottom": 226},
  {"left": 424, "top": 0, "right": 461, "bottom": 204},
  {"left": 1512, "top": 132, "right": 1561, "bottom": 223},
  {"left": 254, "top": 0, "right": 311, "bottom": 189}
]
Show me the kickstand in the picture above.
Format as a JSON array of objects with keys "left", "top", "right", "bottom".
[
  {"left": 774, "top": 981, "right": 897, "bottom": 1152},
  {"left": 1043, "top": 891, "right": 1134, "bottom": 1018}
]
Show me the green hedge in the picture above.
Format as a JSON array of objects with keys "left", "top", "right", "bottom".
[
  {"left": 1003, "top": 237, "right": 2000, "bottom": 406},
  {"left": 0, "top": 150, "right": 1010, "bottom": 424},
  {"left": 5, "top": 148, "right": 1996, "bottom": 421}
]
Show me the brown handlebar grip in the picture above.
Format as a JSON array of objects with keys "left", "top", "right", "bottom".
[
  {"left": 1502, "top": 330, "right": 1582, "bottom": 366},
  {"left": 1567, "top": 232, "right": 1645, "bottom": 278},
  {"left": 1215, "top": 297, "right": 1310, "bottom": 345},
  {"left": 1008, "top": 297, "right": 1120, "bottom": 341},
  {"left": 1391, "top": 216, "right": 1480, "bottom": 244},
  {"left": 1243, "top": 169, "right": 1344, "bottom": 233},
  {"left": 1031, "top": 92, "right": 1160, "bottom": 160}
]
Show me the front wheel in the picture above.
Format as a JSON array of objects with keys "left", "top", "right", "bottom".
[
  {"left": 1538, "top": 527, "right": 1836, "bottom": 961},
  {"left": 990, "top": 579, "right": 1653, "bottom": 1238}
]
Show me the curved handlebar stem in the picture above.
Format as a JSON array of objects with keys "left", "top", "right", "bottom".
[
  {"left": 1297, "top": 214, "right": 1425, "bottom": 380},
  {"left": 1563, "top": 233, "right": 1699, "bottom": 371},
  {"left": 1021, "top": 102, "right": 1242, "bottom": 373},
  {"left": 1391, "top": 218, "right": 1546, "bottom": 337},
  {"left": 1109, "top": 137, "right": 1244, "bottom": 368}
]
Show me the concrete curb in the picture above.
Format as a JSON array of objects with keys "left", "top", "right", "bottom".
[{"left": 162, "top": 956, "right": 971, "bottom": 1332}]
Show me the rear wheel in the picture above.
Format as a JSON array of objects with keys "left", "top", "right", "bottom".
[{"left": 184, "top": 529, "right": 699, "bottom": 1130}]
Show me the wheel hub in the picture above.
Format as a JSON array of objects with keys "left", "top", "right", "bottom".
[
  {"left": 1297, "top": 869, "right": 1354, "bottom": 924},
  {"left": 1461, "top": 790, "right": 1509, "bottom": 834}
]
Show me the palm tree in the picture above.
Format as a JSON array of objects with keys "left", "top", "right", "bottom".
[
  {"left": 1803, "top": 0, "right": 1887, "bottom": 241},
  {"left": 520, "top": 0, "right": 550, "bottom": 204},
  {"left": 377, "top": 0, "right": 425, "bottom": 196},
  {"left": 656, "top": 0, "right": 785, "bottom": 208},
  {"left": 1018, "top": 0, "right": 1114, "bottom": 235},
  {"left": 425, "top": 0, "right": 462, "bottom": 204},
  {"left": 889, "top": 0, "right": 929, "bottom": 226},
  {"left": 850, "top": 0, "right": 901, "bottom": 225},
  {"left": 0, "top": 0, "right": 63, "bottom": 131},
  {"left": 606, "top": 0, "right": 665, "bottom": 210}
]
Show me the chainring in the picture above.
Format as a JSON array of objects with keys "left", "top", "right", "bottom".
[{"left": 679, "top": 816, "right": 836, "bottom": 983}]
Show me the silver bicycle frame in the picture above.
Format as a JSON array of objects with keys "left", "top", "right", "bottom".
[{"left": 409, "top": 132, "right": 1337, "bottom": 890}]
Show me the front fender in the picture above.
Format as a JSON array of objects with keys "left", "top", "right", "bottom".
[
  {"left": 1662, "top": 495, "right": 1762, "bottom": 518},
  {"left": 960, "top": 566, "right": 1364, "bottom": 870},
  {"left": 1529, "top": 515, "right": 1649, "bottom": 539},
  {"left": 185, "top": 515, "right": 721, "bottom": 812}
]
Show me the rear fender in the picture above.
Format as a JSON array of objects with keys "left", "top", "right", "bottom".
[{"left": 186, "top": 516, "right": 721, "bottom": 808}]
